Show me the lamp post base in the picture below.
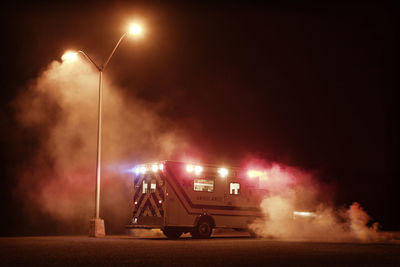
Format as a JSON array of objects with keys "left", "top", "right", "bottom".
[{"left": 89, "top": 218, "right": 105, "bottom": 237}]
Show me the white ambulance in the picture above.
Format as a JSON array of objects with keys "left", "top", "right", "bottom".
[{"left": 126, "top": 160, "right": 267, "bottom": 239}]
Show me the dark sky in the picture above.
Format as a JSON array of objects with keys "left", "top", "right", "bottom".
[{"left": 0, "top": 1, "right": 398, "bottom": 234}]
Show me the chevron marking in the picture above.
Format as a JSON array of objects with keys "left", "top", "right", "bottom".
[{"left": 142, "top": 206, "right": 153, "bottom": 217}]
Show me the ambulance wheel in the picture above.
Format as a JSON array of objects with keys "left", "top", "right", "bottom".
[
  {"left": 191, "top": 219, "right": 213, "bottom": 239},
  {"left": 162, "top": 227, "right": 182, "bottom": 239}
]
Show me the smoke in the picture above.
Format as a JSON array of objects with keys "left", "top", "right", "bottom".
[
  {"left": 11, "top": 57, "right": 387, "bottom": 240},
  {"left": 126, "top": 229, "right": 164, "bottom": 238},
  {"left": 249, "top": 162, "right": 383, "bottom": 242},
  {"left": 13, "top": 57, "right": 187, "bottom": 234}
]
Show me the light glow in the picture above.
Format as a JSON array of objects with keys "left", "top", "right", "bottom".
[
  {"left": 248, "top": 170, "right": 264, "bottom": 179},
  {"left": 293, "top": 211, "right": 317, "bottom": 217},
  {"left": 61, "top": 51, "right": 78, "bottom": 62},
  {"left": 140, "top": 166, "right": 147, "bottom": 174},
  {"left": 135, "top": 167, "right": 140, "bottom": 175},
  {"left": 152, "top": 164, "right": 158, "bottom": 172},
  {"left": 186, "top": 164, "right": 203, "bottom": 175},
  {"left": 186, "top": 164, "right": 194, "bottom": 173},
  {"left": 218, "top": 168, "right": 229, "bottom": 178},
  {"left": 129, "top": 24, "right": 142, "bottom": 35},
  {"left": 194, "top": 165, "right": 203, "bottom": 175},
  {"left": 159, "top": 164, "right": 164, "bottom": 171},
  {"left": 248, "top": 170, "right": 256, "bottom": 178}
]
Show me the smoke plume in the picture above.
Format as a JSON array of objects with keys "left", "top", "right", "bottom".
[
  {"left": 249, "top": 162, "right": 382, "bottom": 242},
  {"left": 12, "top": 57, "right": 385, "bottom": 240},
  {"left": 13, "top": 57, "right": 187, "bottom": 234}
]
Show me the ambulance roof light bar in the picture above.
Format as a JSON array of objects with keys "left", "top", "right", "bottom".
[
  {"left": 186, "top": 164, "right": 203, "bottom": 175},
  {"left": 134, "top": 162, "right": 165, "bottom": 176}
]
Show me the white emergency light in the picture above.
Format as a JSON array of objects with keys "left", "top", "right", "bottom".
[
  {"left": 140, "top": 166, "right": 147, "bottom": 174},
  {"left": 218, "top": 168, "right": 228, "bottom": 178},
  {"left": 152, "top": 164, "right": 158, "bottom": 172},
  {"left": 194, "top": 165, "right": 203, "bottom": 175},
  {"left": 186, "top": 164, "right": 194, "bottom": 173},
  {"left": 135, "top": 167, "right": 140, "bottom": 175}
]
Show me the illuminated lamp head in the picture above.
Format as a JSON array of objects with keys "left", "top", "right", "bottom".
[
  {"left": 194, "top": 165, "right": 203, "bottom": 175},
  {"left": 129, "top": 23, "right": 143, "bottom": 35},
  {"left": 218, "top": 168, "right": 228, "bottom": 178},
  {"left": 140, "top": 166, "right": 147, "bottom": 174},
  {"left": 61, "top": 51, "right": 78, "bottom": 62},
  {"left": 159, "top": 164, "right": 164, "bottom": 171},
  {"left": 186, "top": 164, "right": 194, "bottom": 173},
  {"left": 134, "top": 167, "right": 140, "bottom": 175},
  {"left": 152, "top": 164, "right": 158, "bottom": 172}
]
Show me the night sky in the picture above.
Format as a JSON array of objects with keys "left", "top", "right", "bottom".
[{"left": 0, "top": 1, "right": 398, "bottom": 235}]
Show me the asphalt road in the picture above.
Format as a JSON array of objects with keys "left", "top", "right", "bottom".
[{"left": 1, "top": 232, "right": 399, "bottom": 266}]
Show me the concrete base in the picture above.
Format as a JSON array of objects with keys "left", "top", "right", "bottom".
[{"left": 89, "top": 218, "right": 105, "bottom": 237}]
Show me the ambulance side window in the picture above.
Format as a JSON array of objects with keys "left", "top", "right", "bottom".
[
  {"left": 142, "top": 181, "right": 148, "bottom": 194},
  {"left": 150, "top": 180, "right": 156, "bottom": 193},
  {"left": 142, "top": 180, "right": 156, "bottom": 193},
  {"left": 194, "top": 179, "right": 214, "bottom": 192},
  {"left": 230, "top": 182, "right": 240, "bottom": 195}
]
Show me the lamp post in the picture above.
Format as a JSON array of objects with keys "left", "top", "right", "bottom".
[{"left": 63, "top": 23, "right": 143, "bottom": 237}]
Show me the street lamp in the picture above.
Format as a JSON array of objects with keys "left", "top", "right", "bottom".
[{"left": 62, "top": 23, "right": 143, "bottom": 237}]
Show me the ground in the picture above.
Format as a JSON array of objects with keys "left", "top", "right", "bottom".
[{"left": 1, "top": 231, "right": 399, "bottom": 266}]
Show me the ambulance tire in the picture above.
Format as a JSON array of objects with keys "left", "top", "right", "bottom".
[
  {"left": 162, "top": 227, "right": 183, "bottom": 240},
  {"left": 191, "top": 219, "right": 213, "bottom": 239}
]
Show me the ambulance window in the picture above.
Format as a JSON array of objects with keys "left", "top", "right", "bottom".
[
  {"left": 142, "top": 181, "right": 148, "bottom": 194},
  {"left": 194, "top": 179, "right": 214, "bottom": 192},
  {"left": 230, "top": 182, "right": 240, "bottom": 195},
  {"left": 150, "top": 180, "right": 156, "bottom": 193}
]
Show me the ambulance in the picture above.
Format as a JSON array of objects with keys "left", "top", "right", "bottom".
[{"left": 126, "top": 160, "right": 267, "bottom": 239}]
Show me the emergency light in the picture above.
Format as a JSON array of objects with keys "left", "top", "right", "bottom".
[
  {"left": 218, "top": 168, "right": 228, "bottom": 178},
  {"left": 152, "top": 164, "right": 158, "bottom": 172},
  {"left": 186, "top": 164, "right": 203, "bottom": 175}
]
